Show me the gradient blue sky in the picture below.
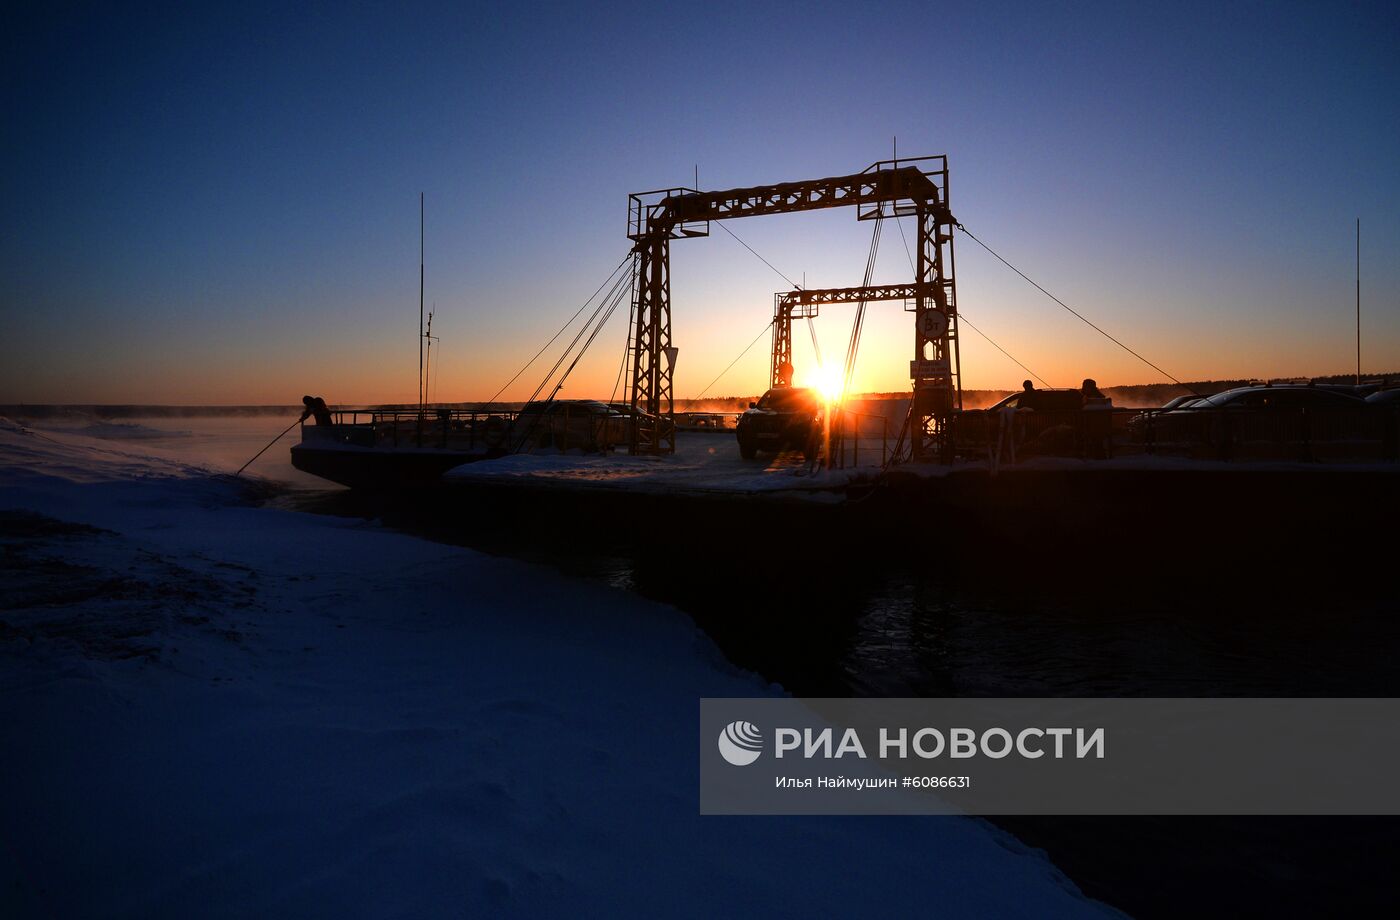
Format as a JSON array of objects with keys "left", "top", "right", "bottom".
[{"left": 4, "top": 0, "right": 1397, "bottom": 404}]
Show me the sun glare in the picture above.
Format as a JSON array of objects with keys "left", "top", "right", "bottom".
[{"left": 815, "top": 364, "right": 845, "bottom": 405}]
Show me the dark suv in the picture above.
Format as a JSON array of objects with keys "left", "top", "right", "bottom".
[{"left": 736, "top": 386, "right": 822, "bottom": 459}]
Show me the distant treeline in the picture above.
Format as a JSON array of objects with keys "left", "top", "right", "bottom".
[
  {"left": 682, "top": 371, "right": 1399, "bottom": 412},
  {"left": 2, "top": 405, "right": 301, "bottom": 419}
]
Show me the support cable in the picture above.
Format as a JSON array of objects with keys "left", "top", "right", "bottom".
[
  {"left": 956, "top": 223, "right": 1197, "bottom": 393},
  {"left": 512, "top": 260, "right": 637, "bottom": 451},
  {"left": 840, "top": 216, "right": 882, "bottom": 401},
  {"left": 894, "top": 216, "right": 1051, "bottom": 388},
  {"left": 825, "top": 217, "right": 884, "bottom": 469},
  {"left": 709, "top": 218, "right": 816, "bottom": 392},
  {"left": 549, "top": 260, "right": 636, "bottom": 398},
  {"left": 959, "top": 316, "right": 1051, "bottom": 389},
  {"left": 692, "top": 319, "right": 776, "bottom": 402},
  {"left": 483, "top": 254, "right": 632, "bottom": 406},
  {"left": 716, "top": 222, "right": 803, "bottom": 291},
  {"left": 608, "top": 315, "right": 631, "bottom": 406},
  {"left": 524, "top": 259, "right": 635, "bottom": 408}
]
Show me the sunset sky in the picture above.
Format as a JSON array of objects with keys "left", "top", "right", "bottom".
[{"left": 4, "top": 1, "right": 1398, "bottom": 405}]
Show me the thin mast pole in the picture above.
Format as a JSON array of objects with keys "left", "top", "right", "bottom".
[
  {"left": 1356, "top": 218, "right": 1361, "bottom": 385},
  {"left": 419, "top": 192, "right": 425, "bottom": 412}
]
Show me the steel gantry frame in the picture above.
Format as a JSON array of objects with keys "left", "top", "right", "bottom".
[
  {"left": 771, "top": 282, "right": 941, "bottom": 389},
  {"left": 626, "top": 155, "right": 960, "bottom": 460}
]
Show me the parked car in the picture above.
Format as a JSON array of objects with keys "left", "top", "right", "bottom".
[
  {"left": 512, "top": 399, "right": 625, "bottom": 451},
  {"left": 1141, "top": 385, "right": 1373, "bottom": 457},
  {"left": 981, "top": 388, "right": 1085, "bottom": 413},
  {"left": 1159, "top": 394, "right": 1208, "bottom": 411},
  {"left": 736, "top": 387, "right": 822, "bottom": 459},
  {"left": 1127, "top": 393, "right": 1208, "bottom": 437},
  {"left": 1176, "top": 385, "right": 1364, "bottom": 412},
  {"left": 678, "top": 411, "right": 736, "bottom": 431},
  {"left": 1365, "top": 388, "right": 1400, "bottom": 407},
  {"left": 956, "top": 388, "right": 1108, "bottom": 457}
]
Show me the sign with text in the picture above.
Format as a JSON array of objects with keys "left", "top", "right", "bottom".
[
  {"left": 700, "top": 698, "right": 1400, "bottom": 815},
  {"left": 918, "top": 310, "right": 949, "bottom": 338},
  {"left": 909, "top": 358, "right": 951, "bottom": 378}
]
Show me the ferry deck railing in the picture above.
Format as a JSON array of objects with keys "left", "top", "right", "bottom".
[
  {"left": 827, "top": 410, "right": 890, "bottom": 469},
  {"left": 303, "top": 408, "right": 520, "bottom": 451},
  {"left": 300, "top": 403, "right": 1399, "bottom": 465}
]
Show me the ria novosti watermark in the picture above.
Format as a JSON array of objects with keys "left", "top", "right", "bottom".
[
  {"left": 718, "top": 719, "right": 1104, "bottom": 766},
  {"left": 701, "top": 698, "right": 1400, "bottom": 815}
]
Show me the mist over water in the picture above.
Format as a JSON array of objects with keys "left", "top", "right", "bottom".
[{"left": 9, "top": 413, "right": 331, "bottom": 490}]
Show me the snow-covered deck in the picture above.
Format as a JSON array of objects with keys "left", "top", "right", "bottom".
[
  {"left": 446, "top": 431, "right": 886, "bottom": 499},
  {"left": 446, "top": 430, "right": 1397, "bottom": 507}
]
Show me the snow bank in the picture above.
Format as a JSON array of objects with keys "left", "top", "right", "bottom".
[
  {"left": 0, "top": 423, "right": 1114, "bottom": 918},
  {"left": 74, "top": 421, "right": 192, "bottom": 440}
]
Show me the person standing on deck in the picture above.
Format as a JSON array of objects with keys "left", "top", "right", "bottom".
[
  {"left": 300, "top": 395, "right": 333, "bottom": 426},
  {"left": 1079, "top": 378, "right": 1112, "bottom": 459}
]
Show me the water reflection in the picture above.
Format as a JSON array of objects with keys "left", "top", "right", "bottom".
[{"left": 285, "top": 485, "right": 1394, "bottom": 700}]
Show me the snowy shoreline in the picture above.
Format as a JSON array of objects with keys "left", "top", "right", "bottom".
[{"left": 0, "top": 421, "right": 1114, "bottom": 917}]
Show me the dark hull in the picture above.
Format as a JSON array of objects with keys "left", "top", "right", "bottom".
[{"left": 290, "top": 443, "right": 488, "bottom": 489}]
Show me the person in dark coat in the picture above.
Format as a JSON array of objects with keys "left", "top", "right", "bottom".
[
  {"left": 1079, "top": 378, "right": 1111, "bottom": 458},
  {"left": 299, "top": 395, "right": 333, "bottom": 426}
]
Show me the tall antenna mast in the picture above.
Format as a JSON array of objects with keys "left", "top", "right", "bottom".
[
  {"left": 419, "top": 192, "right": 425, "bottom": 412},
  {"left": 1356, "top": 218, "right": 1361, "bottom": 385}
]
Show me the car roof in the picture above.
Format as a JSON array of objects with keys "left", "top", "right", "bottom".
[
  {"left": 522, "top": 399, "right": 610, "bottom": 407},
  {"left": 989, "top": 388, "right": 1081, "bottom": 408},
  {"left": 1209, "top": 385, "right": 1363, "bottom": 402}
]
